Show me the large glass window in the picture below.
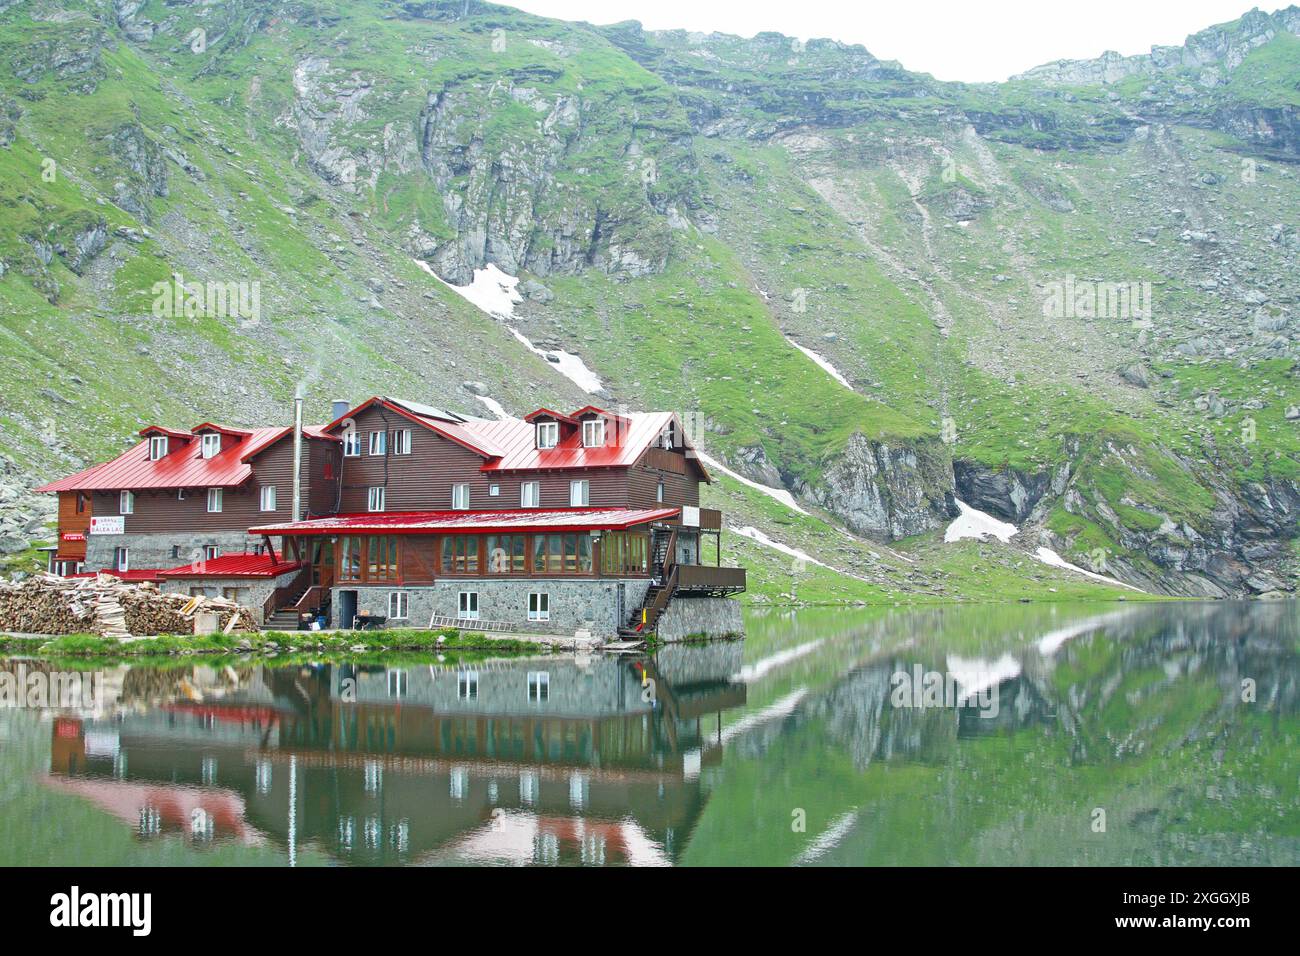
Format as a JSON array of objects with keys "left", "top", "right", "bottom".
[
  {"left": 340, "top": 536, "right": 362, "bottom": 581},
  {"left": 368, "top": 536, "right": 398, "bottom": 581},
  {"left": 486, "top": 535, "right": 526, "bottom": 574},
  {"left": 600, "top": 532, "right": 648, "bottom": 575},
  {"left": 441, "top": 535, "right": 480, "bottom": 574},
  {"left": 532, "top": 533, "right": 593, "bottom": 574}
]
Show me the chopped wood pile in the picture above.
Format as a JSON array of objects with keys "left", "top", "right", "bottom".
[{"left": 0, "top": 573, "right": 257, "bottom": 638}]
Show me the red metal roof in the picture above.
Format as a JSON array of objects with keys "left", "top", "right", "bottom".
[
  {"left": 325, "top": 397, "right": 708, "bottom": 479},
  {"left": 159, "top": 552, "right": 304, "bottom": 579},
  {"left": 325, "top": 397, "right": 504, "bottom": 458},
  {"left": 462, "top": 411, "right": 707, "bottom": 476},
  {"left": 250, "top": 507, "right": 681, "bottom": 536},
  {"left": 37, "top": 426, "right": 337, "bottom": 494}
]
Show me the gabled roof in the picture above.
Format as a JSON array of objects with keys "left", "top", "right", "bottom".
[
  {"left": 462, "top": 408, "right": 709, "bottom": 479},
  {"left": 190, "top": 422, "right": 253, "bottom": 438},
  {"left": 523, "top": 407, "right": 579, "bottom": 425},
  {"left": 250, "top": 507, "right": 681, "bottom": 536},
  {"left": 139, "top": 426, "right": 192, "bottom": 442},
  {"left": 37, "top": 425, "right": 335, "bottom": 494},
  {"left": 324, "top": 396, "right": 504, "bottom": 459}
]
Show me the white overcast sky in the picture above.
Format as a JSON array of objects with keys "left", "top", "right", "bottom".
[{"left": 507, "top": 0, "right": 1279, "bottom": 82}]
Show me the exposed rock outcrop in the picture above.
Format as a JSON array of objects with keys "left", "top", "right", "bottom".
[{"left": 803, "top": 435, "right": 956, "bottom": 539}]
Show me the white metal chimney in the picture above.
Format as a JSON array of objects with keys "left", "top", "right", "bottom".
[{"left": 292, "top": 394, "right": 304, "bottom": 522}]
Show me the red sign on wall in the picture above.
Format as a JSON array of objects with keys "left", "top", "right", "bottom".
[{"left": 62, "top": 532, "right": 86, "bottom": 542}]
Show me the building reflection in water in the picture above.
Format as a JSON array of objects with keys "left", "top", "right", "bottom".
[{"left": 44, "top": 643, "right": 748, "bottom": 866}]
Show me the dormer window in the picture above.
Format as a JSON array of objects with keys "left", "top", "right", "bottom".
[
  {"left": 200, "top": 433, "right": 221, "bottom": 459},
  {"left": 536, "top": 421, "right": 559, "bottom": 449},
  {"left": 582, "top": 418, "right": 604, "bottom": 448},
  {"left": 148, "top": 436, "right": 168, "bottom": 460}
]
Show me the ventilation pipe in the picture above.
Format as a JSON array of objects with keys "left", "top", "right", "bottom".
[{"left": 292, "top": 392, "right": 304, "bottom": 523}]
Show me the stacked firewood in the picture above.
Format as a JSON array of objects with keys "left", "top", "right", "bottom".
[{"left": 0, "top": 573, "right": 257, "bottom": 638}]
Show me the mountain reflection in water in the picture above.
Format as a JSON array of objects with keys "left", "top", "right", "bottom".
[{"left": 5, "top": 601, "right": 1295, "bottom": 866}]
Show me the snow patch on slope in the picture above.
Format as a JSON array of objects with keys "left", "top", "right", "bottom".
[
  {"left": 1035, "top": 547, "right": 1143, "bottom": 592},
  {"left": 417, "top": 259, "right": 603, "bottom": 394},
  {"left": 733, "top": 525, "right": 826, "bottom": 568},
  {"left": 475, "top": 395, "right": 510, "bottom": 420},
  {"left": 508, "top": 328, "right": 603, "bottom": 394},
  {"left": 945, "top": 499, "right": 1018, "bottom": 543},
  {"left": 699, "top": 453, "right": 808, "bottom": 515},
  {"left": 945, "top": 499, "right": 1144, "bottom": 592},
  {"left": 785, "top": 336, "right": 853, "bottom": 390},
  {"left": 417, "top": 260, "right": 521, "bottom": 320}
]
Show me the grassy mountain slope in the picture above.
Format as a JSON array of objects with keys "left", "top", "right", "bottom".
[{"left": 0, "top": 0, "right": 1296, "bottom": 600}]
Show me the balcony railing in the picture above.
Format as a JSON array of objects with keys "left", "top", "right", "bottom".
[
  {"left": 675, "top": 563, "right": 746, "bottom": 595},
  {"left": 667, "top": 507, "right": 722, "bottom": 530}
]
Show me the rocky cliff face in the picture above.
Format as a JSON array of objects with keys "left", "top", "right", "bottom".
[
  {"left": 802, "top": 435, "right": 956, "bottom": 539},
  {"left": 1014, "top": 7, "right": 1300, "bottom": 86}
]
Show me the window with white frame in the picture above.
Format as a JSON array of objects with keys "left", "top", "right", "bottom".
[
  {"left": 342, "top": 431, "right": 361, "bottom": 457},
  {"left": 207, "top": 488, "right": 223, "bottom": 513},
  {"left": 528, "top": 671, "right": 550, "bottom": 702},
  {"left": 451, "top": 484, "right": 470, "bottom": 510},
  {"left": 458, "top": 591, "right": 479, "bottom": 621},
  {"left": 368, "top": 486, "right": 385, "bottom": 512},
  {"left": 204, "top": 545, "right": 220, "bottom": 562},
  {"left": 520, "top": 481, "right": 540, "bottom": 508},
  {"left": 114, "top": 547, "right": 129, "bottom": 573},
  {"left": 368, "top": 431, "right": 386, "bottom": 456},
  {"left": 458, "top": 670, "right": 479, "bottom": 700},
  {"left": 119, "top": 490, "right": 134, "bottom": 515},
  {"left": 148, "top": 436, "right": 168, "bottom": 460},
  {"left": 528, "top": 592, "right": 550, "bottom": 622},
  {"left": 201, "top": 433, "right": 221, "bottom": 459},
  {"left": 656, "top": 480, "right": 664, "bottom": 503},
  {"left": 260, "top": 485, "right": 277, "bottom": 512},
  {"left": 391, "top": 428, "right": 411, "bottom": 455},
  {"left": 488, "top": 483, "right": 500, "bottom": 497},
  {"left": 388, "top": 591, "right": 409, "bottom": 620},
  {"left": 582, "top": 418, "right": 604, "bottom": 447},
  {"left": 569, "top": 479, "right": 589, "bottom": 507},
  {"left": 536, "top": 421, "right": 558, "bottom": 449}
]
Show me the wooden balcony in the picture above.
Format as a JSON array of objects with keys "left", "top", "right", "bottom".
[
  {"left": 666, "top": 507, "right": 722, "bottom": 530},
  {"left": 676, "top": 563, "right": 746, "bottom": 596}
]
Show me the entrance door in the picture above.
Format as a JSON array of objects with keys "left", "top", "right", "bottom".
[
  {"left": 337, "top": 589, "right": 357, "bottom": 630},
  {"left": 312, "top": 538, "right": 335, "bottom": 591}
]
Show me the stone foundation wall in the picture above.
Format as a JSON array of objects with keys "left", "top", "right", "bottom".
[
  {"left": 341, "top": 578, "right": 653, "bottom": 638},
  {"left": 655, "top": 596, "right": 744, "bottom": 642},
  {"left": 86, "top": 532, "right": 267, "bottom": 572}
]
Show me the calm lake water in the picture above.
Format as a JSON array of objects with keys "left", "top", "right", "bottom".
[{"left": 1, "top": 602, "right": 1295, "bottom": 866}]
